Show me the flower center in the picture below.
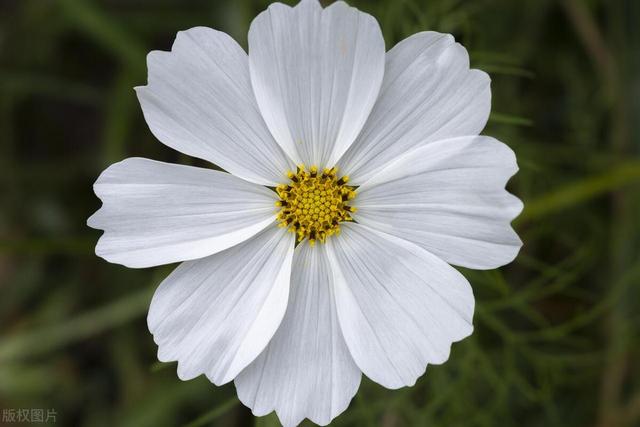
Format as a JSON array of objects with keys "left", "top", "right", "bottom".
[{"left": 276, "top": 165, "right": 357, "bottom": 246}]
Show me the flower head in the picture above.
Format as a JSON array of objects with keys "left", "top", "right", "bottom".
[{"left": 88, "top": 0, "right": 523, "bottom": 425}]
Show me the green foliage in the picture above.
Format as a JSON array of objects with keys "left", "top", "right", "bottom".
[{"left": 0, "top": 0, "right": 638, "bottom": 426}]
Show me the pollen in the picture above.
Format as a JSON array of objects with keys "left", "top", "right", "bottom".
[{"left": 276, "top": 165, "right": 357, "bottom": 246}]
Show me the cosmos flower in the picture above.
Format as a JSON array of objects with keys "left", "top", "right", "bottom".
[{"left": 88, "top": 0, "right": 523, "bottom": 425}]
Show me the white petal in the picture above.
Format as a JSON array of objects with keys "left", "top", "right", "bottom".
[
  {"left": 148, "top": 226, "right": 294, "bottom": 385},
  {"left": 338, "top": 31, "right": 491, "bottom": 184},
  {"left": 326, "top": 223, "right": 474, "bottom": 389},
  {"left": 354, "top": 136, "right": 523, "bottom": 270},
  {"left": 248, "top": 0, "right": 385, "bottom": 167},
  {"left": 235, "top": 243, "right": 360, "bottom": 427},
  {"left": 88, "top": 158, "right": 278, "bottom": 268},
  {"left": 136, "top": 27, "right": 293, "bottom": 186}
]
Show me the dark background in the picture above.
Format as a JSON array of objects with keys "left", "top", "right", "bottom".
[{"left": 1, "top": 0, "right": 639, "bottom": 426}]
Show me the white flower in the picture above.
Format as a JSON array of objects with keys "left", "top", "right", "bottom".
[{"left": 88, "top": 0, "right": 523, "bottom": 425}]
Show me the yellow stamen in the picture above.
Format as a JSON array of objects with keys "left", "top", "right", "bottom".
[{"left": 276, "top": 165, "right": 357, "bottom": 245}]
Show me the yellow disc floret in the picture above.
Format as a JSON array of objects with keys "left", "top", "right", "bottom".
[{"left": 276, "top": 165, "right": 357, "bottom": 246}]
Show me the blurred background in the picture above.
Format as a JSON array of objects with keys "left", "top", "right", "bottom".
[{"left": 1, "top": 0, "right": 639, "bottom": 426}]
